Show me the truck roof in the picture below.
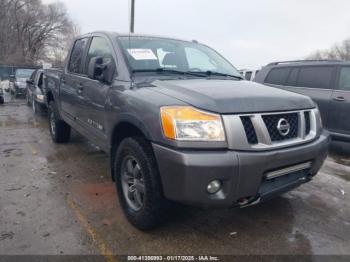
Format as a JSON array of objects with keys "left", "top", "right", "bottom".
[
  {"left": 267, "top": 59, "right": 350, "bottom": 67},
  {"left": 79, "top": 31, "right": 199, "bottom": 44}
]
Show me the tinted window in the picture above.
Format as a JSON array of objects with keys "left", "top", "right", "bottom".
[
  {"left": 86, "top": 37, "right": 114, "bottom": 73},
  {"left": 297, "top": 66, "right": 333, "bottom": 89},
  {"left": 245, "top": 71, "right": 252, "bottom": 80},
  {"left": 286, "top": 67, "right": 299, "bottom": 86},
  {"left": 265, "top": 68, "right": 290, "bottom": 85},
  {"left": 68, "top": 38, "right": 89, "bottom": 74},
  {"left": 338, "top": 67, "right": 350, "bottom": 91}
]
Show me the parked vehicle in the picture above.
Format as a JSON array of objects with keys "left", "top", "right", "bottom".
[
  {"left": 0, "top": 86, "right": 4, "bottom": 104},
  {"left": 44, "top": 32, "right": 329, "bottom": 230},
  {"left": 255, "top": 60, "right": 350, "bottom": 142},
  {"left": 26, "top": 69, "right": 47, "bottom": 113},
  {"left": 239, "top": 69, "right": 260, "bottom": 81},
  {"left": 0, "top": 77, "right": 10, "bottom": 104},
  {"left": 9, "top": 68, "right": 36, "bottom": 98}
]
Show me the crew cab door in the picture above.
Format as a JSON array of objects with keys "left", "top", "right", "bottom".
[
  {"left": 61, "top": 37, "right": 89, "bottom": 120},
  {"left": 78, "top": 36, "right": 117, "bottom": 148},
  {"left": 327, "top": 66, "right": 350, "bottom": 137}
]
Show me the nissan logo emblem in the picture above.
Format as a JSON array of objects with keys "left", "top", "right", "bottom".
[{"left": 277, "top": 118, "right": 290, "bottom": 136}]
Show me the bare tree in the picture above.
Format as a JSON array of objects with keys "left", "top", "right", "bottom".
[
  {"left": 307, "top": 38, "right": 350, "bottom": 61},
  {"left": 0, "top": 0, "right": 79, "bottom": 66}
]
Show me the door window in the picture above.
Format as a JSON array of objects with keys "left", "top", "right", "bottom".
[
  {"left": 297, "top": 66, "right": 333, "bottom": 89},
  {"left": 68, "top": 38, "right": 89, "bottom": 74},
  {"left": 264, "top": 67, "right": 290, "bottom": 85},
  {"left": 29, "top": 71, "right": 37, "bottom": 82},
  {"left": 85, "top": 37, "right": 114, "bottom": 73},
  {"left": 338, "top": 67, "right": 350, "bottom": 91}
]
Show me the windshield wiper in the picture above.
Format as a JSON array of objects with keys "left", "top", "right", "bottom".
[
  {"left": 132, "top": 68, "right": 206, "bottom": 77},
  {"left": 192, "top": 70, "right": 243, "bottom": 80}
]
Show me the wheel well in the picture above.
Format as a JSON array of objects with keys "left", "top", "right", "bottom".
[
  {"left": 110, "top": 122, "right": 148, "bottom": 181},
  {"left": 111, "top": 122, "right": 147, "bottom": 153}
]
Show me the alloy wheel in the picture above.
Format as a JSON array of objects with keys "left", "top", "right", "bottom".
[{"left": 121, "top": 156, "right": 145, "bottom": 211}]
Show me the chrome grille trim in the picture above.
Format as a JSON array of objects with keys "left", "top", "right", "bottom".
[{"left": 222, "top": 109, "right": 321, "bottom": 151}]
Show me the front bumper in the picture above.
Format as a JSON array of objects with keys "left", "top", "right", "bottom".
[
  {"left": 15, "top": 87, "right": 26, "bottom": 96},
  {"left": 153, "top": 131, "right": 330, "bottom": 208}
]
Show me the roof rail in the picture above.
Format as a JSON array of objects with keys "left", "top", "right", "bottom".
[{"left": 267, "top": 59, "right": 343, "bottom": 66}]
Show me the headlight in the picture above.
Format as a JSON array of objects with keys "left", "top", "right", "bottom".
[
  {"left": 36, "top": 94, "right": 44, "bottom": 102},
  {"left": 160, "top": 106, "right": 226, "bottom": 141}
]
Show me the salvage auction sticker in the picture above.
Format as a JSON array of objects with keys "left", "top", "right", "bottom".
[{"left": 127, "top": 49, "right": 158, "bottom": 60}]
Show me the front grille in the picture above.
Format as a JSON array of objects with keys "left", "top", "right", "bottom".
[
  {"left": 262, "top": 113, "right": 299, "bottom": 142},
  {"left": 241, "top": 116, "right": 258, "bottom": 144},
  {"left": 304, "top": 111, "right": 311, "bottom": 135}
]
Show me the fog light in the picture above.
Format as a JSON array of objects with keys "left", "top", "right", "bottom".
[{"left": 207, "top": 180, "right": 222, "bottom": 194}]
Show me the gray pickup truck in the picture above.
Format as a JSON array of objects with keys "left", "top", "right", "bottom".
[{"left": 44, "top": 31, "right": 329, "bottom": 230}]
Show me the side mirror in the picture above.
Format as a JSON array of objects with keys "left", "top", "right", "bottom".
[
  {"left": 9, "top": 75, "right": 15, "bottom": 82},
  {"left": 87, "top": 56, "right": 116, "bottom": 84},
  {"left": 26, "top": 79, "right": 34, "bottom": 85}
]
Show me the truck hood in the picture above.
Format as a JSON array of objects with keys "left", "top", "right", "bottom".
[{"left": 149, "top": 79, "right": 315, "bottom": 114}]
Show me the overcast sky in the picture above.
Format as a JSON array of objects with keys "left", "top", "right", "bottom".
[{"left": 44, "top": 0, "right": 350, "bottom": 69}]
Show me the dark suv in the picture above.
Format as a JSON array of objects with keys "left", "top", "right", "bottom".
[
  {"left": 255, "top": 60, "right": 350, "bottom": 141},
  {"left": 44, "top": 32, "right": 329, "bottom": 229}
]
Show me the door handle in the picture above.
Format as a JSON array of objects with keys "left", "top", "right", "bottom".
[
  {"left": 333, "top": 96, "right": 345, "bottom": 102},
  {"left": 77, "top": 84, "right": 84, "bottom": 95}
]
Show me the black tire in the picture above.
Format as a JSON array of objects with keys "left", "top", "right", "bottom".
[
  {"left": 48, "top": 101, "right": 71, "bottom": 143},
  {"left": 0, "top": 96, "right": 4, "bottom": 105},
  {"left": 114, "top": 137, "right": 168, "bottom": 230}
]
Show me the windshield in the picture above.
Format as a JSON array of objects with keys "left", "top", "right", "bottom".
[
  {"left": 16, "top": 69, "right": 35, "bottom": 79},
  {"left": 118, "top": 36, "right": 241, "bottom": 78}
]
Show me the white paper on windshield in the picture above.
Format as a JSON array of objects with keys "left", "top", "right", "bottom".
[{"left": 127, "top": 49, "right": 157, "bottom": 60}]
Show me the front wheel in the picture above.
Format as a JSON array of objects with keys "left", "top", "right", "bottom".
[
  {"left": 48, "top": 101, "right": 71, "bottom": 143},
  {"left": 114, "top": 137, "right": 168, "bottom": 230}
]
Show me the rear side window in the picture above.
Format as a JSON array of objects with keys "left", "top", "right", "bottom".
[
  {"left": 68, "top": 38, "right": 89, "bottom": 74},
  {"left": 297, "top": 66, "right": 333, "bottom": 89},
  {"left": 338, "top": 67, "right": 350, "bottom": 91},
  {"left": 286, "top": 68, "right": 299, "bottom": 86},
  {"left": 265, "top": 68, "right": 290, "bottom": 85}
]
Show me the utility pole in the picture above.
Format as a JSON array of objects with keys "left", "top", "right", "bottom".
[{"left": 130, "top": 0, "right": 135, "bottom": 33}]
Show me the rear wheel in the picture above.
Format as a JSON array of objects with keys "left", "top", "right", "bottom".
[
  {"left": 0, "top": 96, "right": 4, "bottom": 105},
  {"left": 114, "top": 137, "right": 168, "bottom": 230},
  {"left": 48, "top": 101, "right": 71, "bottom": 143}
]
